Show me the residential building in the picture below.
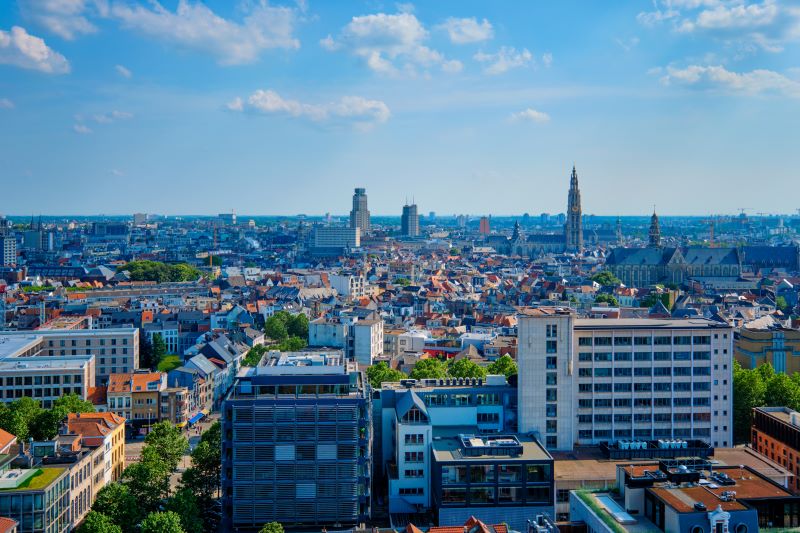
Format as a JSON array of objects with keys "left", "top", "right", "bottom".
[
  {"left": 329, "top": 273, "right": 366, "bottom": 299},
  {"left": 107, "top": 372, "right": 165, "bottom": 431},
  {"left": 734, "top": 315, "right": 800, "bottom": 373},
  {"left": 377, "top": 375, "right": 519, "bottom": 521},
  {"left": 0, "top": 237, "right": 15, "bottom": 267},
  {"left": 309, "top": 315, "right": 383, "bottom": 366},
  {"left": 0, "top": 335, "right": 95, "bottom": 408},
  {"left": 222, "top": 351, "right": 371, "bottom": 530},
  {"left": 401, "top": 203, "right": 420, "bottom": 238},
  {"left": 66, "top": 412, "right": 126, "bottom": 484},
  {"left": 160, "top": 387, "right": 190, "bottom": 428},
  {"left": 350, "top": 187, "right": 370, "bottom": 232},
  {"left": 517, "top": 308, "right": 734, "bottom": 451}
]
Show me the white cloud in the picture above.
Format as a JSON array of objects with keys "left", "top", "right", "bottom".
[
  {"left": 615, "top": 37, "right": 640, "bottom": 51},
  {"left": 228, "top": 89, "right": 391, "bottom": 127},
  {"left": 510, "top": 108, "right": 550, "bottom": 123},
  {"left": 0, "top": 26, "right": 70, "bottom": 74},
  {"left": 542, "top": 52, "right": 553, "bottom": 67},
  {"left": 73, "top": 124, "right": 93, "bottom": 134},
  {"left": 110, "top": 168, "right": 124, "bottom": 176},
  {"left": 474, "top": 46, "right": 533, "bottom": 75},
  {"left": 679, "top": 1, "right": 779, "bottom": 32},
  {"left": 110, "top": 0, "right": 299, "bottom": 65},
  {"left": 321, "top": 12, "right": 457, "bottom": 76},
  {"left": 437, "top": 17, "right": 493, "bottom": 44},
  {"left": 18, "top": 0, "right": 108, "bottom": 40},
  {"left": 0, "top": 98, "right": 13, "bottom": 109},
  {"left": 660, "top": 64, "right": 800, "bottom": 97},
  {"left": 92, "top": 110, "right": 134, "bottom": 123},
  {"left": 115, "top": 64, "right": 132, "bottom": 78}
]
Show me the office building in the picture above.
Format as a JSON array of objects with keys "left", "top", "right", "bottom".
[
  {"left": 752, "top": 406, "right": 800, "bottom": 493},
  {"left": 0, "top": 328, "right": 139, "bottom": 386},
  {"left": 309, "top": 227, "right": 360, "bottom": 256},
  {"left": 0, "top": 466, "right": 70, "bottom": 533},
  {"left": 222, "top": 351, "right": 371, "bottom": 530},
  {"left": 518, "top": 308, "right": 734, "bottom": 451},
  {"left": 0, "top": 237, "right": 15, "bottom": 267},
  {"left": 479, "top": 216, "right": 490, "bottom": 235},
  {"left": 350, "top": 188, "right": 370, "bottom": 232},
  {"left": 329, "top": 273, "right": 366, "bottom": 299},
  {"left": 132, "top": 213, "right": 148, "bottom": 226},
  {"left": 0, "top": 335, "right": 95, "bottom": 408},
  {"left": 218, "top": 212, "right": 236, "bottom": 226},
  {"left": 401, "top": 203, "right": 420, "bottom": 238}
]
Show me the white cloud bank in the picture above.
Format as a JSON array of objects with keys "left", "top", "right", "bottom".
[
  {"left": 510, "top": 108, "right": 551, "bottom": 123},
  {"left": 660, "top": 64, "right": 800, "bottom": 97},
  {"left": 438, "top": 17, "right": 493, "bottom": 44},
  {"left": 0, "top": 26, "right": 70, "bottom": 74}
]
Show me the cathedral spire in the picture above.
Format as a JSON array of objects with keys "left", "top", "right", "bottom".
[
  {"left": 649, "top": 207, "right": 661, "bottom": 248},
  {"left": 565, "top": 165, "right": 583, "bottom": 251}
]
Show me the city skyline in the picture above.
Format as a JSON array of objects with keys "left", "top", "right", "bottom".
[{"left": 2, "top": 1, "right": 800, "bottom": 215}]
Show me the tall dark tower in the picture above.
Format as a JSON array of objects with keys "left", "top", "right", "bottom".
[
  {"left": 512, "top": 220, "right": 521, "bottom": 241},
  {"left": 564, "top": 165, "right": 583, "bottom": 251},
  {"left": 616, "top": 216, "right": 623, "bottom": 245},
  {"left": 649, "top": 208, "right": 661, "bottom": 248}
]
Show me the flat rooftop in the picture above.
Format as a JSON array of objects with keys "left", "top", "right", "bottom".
[
  {"left": 755, "top": 406, "right": 799, "bottom": 426},
  {"left": 0, "top": 355, "right": 93, "bottom": 371},
  {"left": 574, "top": 318, "right": 730, "bottom": 330},
  {"left": 382, "top": 375, "right": 508, "bottom": 391},
  {"left": 0, "top": 335, "right": 41, "bottom": 360},
  {"left": 431, "top": 433, "right": 551, "bottom": 463}
]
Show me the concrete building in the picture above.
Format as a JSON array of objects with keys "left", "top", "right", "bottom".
[
  {"left": 308, "top": 315, "right": 383, "bottom": 366},
  {"left": 518, "top": 308, "right": 734, "bottom": 451},
  {"left": 221, "top": 351, "right": 371, "bottom": 530},
  {"left": 401, "top": 203, "right": 420, "bottom": 238},
  {"left": 107, "top": 372, "right": 165, "bottom": 431},
  {"left": 0, "top": 237, "right": 15, "bottom": 267},
  {"left": 66, "top": 412, "right": 127, "bottom": 484},
  {"left": 349, "top": 187, "right": 370, "bottom": 232},
  {"left": 0, "top": 335, "right": 95, "bottom": 408},
  {"left": 309, "top": 227, "right": 360, "bottom": 256},
  {"left": 0, "top": 328, "right": 139, "bottom": 386},
  {"left": 0, "top": 466, "right": 70, "bottom": 533}
]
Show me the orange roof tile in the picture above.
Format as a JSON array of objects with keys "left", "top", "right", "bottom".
[{"left": 0, "top": 428, "right": 17, "bottom": 452}]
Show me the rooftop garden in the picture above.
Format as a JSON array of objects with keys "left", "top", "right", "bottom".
[{"left": 0, "top": 468, "right": 64, "bottom": 492}]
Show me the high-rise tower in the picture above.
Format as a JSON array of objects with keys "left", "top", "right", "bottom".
[
  {"left": 401, "top": 203, "right": 419, "bottom": 237},
  {"left": 349, "top": 188, "right": 370, "bottom": 232},
  {"left": 564, "top": 165, "right": 583, "bottom": 251},
  {"left": 649, "top": 209, "right": 661, "bottom": 248}
]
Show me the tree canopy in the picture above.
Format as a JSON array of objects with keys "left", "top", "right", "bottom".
[
  {"left": 409, "top": 358, "right": 449, "bottom": 380},
  {"left": 448, "top": 358, "right": 487, "bottom": 379},
  {"left": 118, "top": 260, "right": 202, "bottom": 283},
  {"left": 259, "top": 523, "right": 284, "bottom": 533},
  {"left": 590, "top": 270, "right": 621, "bottom": 287},
  {"left": 594, "top": 293, "right": 619, "bottom": 307},
  {"left": 78, "top": 511, "right": 123, "bottom": 533},
  {"left": 486, "top": 355, "right": 517, "bottom": 378},
  {"left": 140, "top": 512, "right": 186, "bottom": 533},
  {"left": 731, "top": 361, "right": 800, "bottom": 443},
  {"left": 366, "top": 362, "right": 407, "bottom": 388}
]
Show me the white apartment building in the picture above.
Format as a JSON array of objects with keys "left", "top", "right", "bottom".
[
  {"left": 308, "top": 316, "right": 384, "bottom": 366},
  {"left": 330, "top": 273, "right": 366, "bottom": 299},
  {"left": 0, "top": 328, "right": 139, "bottom": 385},
  {"left": 311, "top": 227, "right": 360, "bottom": 250},
  {"left": 518, "top": 308, "right": 733, "bottom": 451},
  {"left": 0, "top": 236, "right": 16, "bottom": 266}
]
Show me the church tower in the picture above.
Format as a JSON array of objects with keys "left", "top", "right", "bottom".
[
  {"left": 512, "top": 220, "right": 521, "bottom": 242},
  {"left": 564, "top": 165, "right": 583, "bottom": 251},
  {"left": 616, "top": 216, "right": 623, "bottom": 245},
  {"left": 649, "top": 209, "right": 661, "bottom": 248}
]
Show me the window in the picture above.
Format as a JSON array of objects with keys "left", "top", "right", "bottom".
[
  {"left": 546, "top": 340, "right": 558, "bottom": 354},
  {"left": 594, "top": 352, "right": 612, "bottom": 362},
  {"left": 595, "top": 383, "right": 612, "bottom": 393},
  {"left": 546, "top": 357, "right": 557, "bottom": 370},
  {"left": 654, "top": 336, "right": 671, "bottom": 345},
  {"left": 654, "top": 382, "right": 671, "bottom": 392},
  {"left": 546, "top": 373, "right": 557, "bottom": 385},
  {"left": 527, "top": 464, "right": 551, "bottom": 482},
  {"left": 634, "top": 337, "right": 652, "bottom": 345},
  {"left": 405, "top": 434, "right": 424, "bottom": 445},
  {"left": 579, "top": 353, "right": 592, "bottom": 362},
  {"left": 404, "top": 451, "right": 424, "bottom": 463},
  {"left": 614, "top": 398, "right": 631, "bottom": 407},
  {"left": 634, "top": 367, "right": 652, "bottom": 377},
  {"left": 595, "top": 399, "right": 612, "bottom": 408},
  {"left": 578, "top": 337, "right": 592, "bottom": 347},
  {"left": 614, "top": 352, "right": 632, "bottom": 361},
  {"left": 694, "top": 336, "right": 711, "bottom": 345},
  {"left": 546, "top": 389, "right": 557, "bottom": 402},
  {"left": 546, "top": 420, "right": 558, "bottom": 433},
  {"left": 470, "top": 465, "right": 496, "bottom": 483},
  {"left": 615, "top": 336, "right": 632, "bottom": 346},
  {"left": 546, "top": 324, "right": 558, "bottom": 338},
  {"left": 673, "top": 351, "right": 691, "bottom": 361},
  {"left": 654, "top": 367, "right": 671, "bottom": 376},
  {"left": 674, "top": 336, "right": 692, "bottom": 345},
  {"left": 594, "top": 337, "right": 612, "bottom": 346},
  {"left": 578, "top": 399, "right": 592, "bottom": 408},
  {"left": 614, "top": 383, "right": 632, "bottom": 392},
  {"left": 594, "top": 368, "right": 612, "bottom": 377},
  {"left": 546, "top": 436, "right": 557, "bottom": 448},
  {"left": 634, "top": 398, "right": 652, "bottom": 408},
  {"left": 579, "top": 368, "right": 592, "bottom": 377},
  {"left": 614, "top": 367, "right": 632, "bottom": 377},
  {"left": 674, "top": 367, "right": 692, "bottom": 376},
  {"left": 654, "top": 352, "right": 671, "bottom": 361},
  {"left": 615, "top": 414, "right": 632, "bottom": 423},
  {"left": 634, "top": 383, "right": 652, "bottom": 392},
  {"left": 404, "top": 469, "right": 423, "bottom": 478}
]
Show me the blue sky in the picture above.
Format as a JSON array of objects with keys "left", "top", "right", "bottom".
[{"left": 1, "top": 0, "right": 799, "bottom": 216}]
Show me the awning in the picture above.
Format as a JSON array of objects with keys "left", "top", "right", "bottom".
[
  {"left": 201, "top": 408, "right": 210, "bottom": 415},
  {"left": 188, "top": 412, "right": 204, "bottom": 425},
  {"left": 176, "top": 422, "right": 188, "bottom": 428}
]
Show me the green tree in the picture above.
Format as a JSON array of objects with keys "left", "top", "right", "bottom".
[
  {"left": 165, "top": 489, "right": 203, "bottom": 533},
  {"left": 591, "top": 270, "right": 621, "bottom": 287},
  {"left": 776, "top": 296, "right": 790, "bottom": 312},
  {"left": 91, "top": 483, "right": 141, "bottom": 532},
  {"left": 144, "top": 421, "right": 188, "bottom": 472},
  {"left": 394, "top": 278, "right": 411, "bottom": 286},
  {"left": 77, "top": 511, "right": 122, "bottom": 533},
  {"left": 449, "top": 248, "right": 460, "bottom": 256},
  {"left": 53, "top": 392, "right": 95, "bottom": 414},
  {"left": 275, "top": 336, "right": 306, "bottom": 351},
  {"left": 243, "top": 345, "right": 268, "bottom": 367},
  {"left": 640, "top": 292, "right": 671, "bottom": 310},
  {"left": 181, "top": 422, "right": 221, "bottom": 502},
  {"left": 409, "top": 358, "right": 448, "bottom": 380},
  {"left": 139, "top": 333, "right": 156, "bottom": 369},
  {"left": 594, "top": 294, "right": 619, "bottom": 306},
  {"left": 286, "top": 313, "right": 309, "bottom": 339},
  {"left": 0, "top": 397, "right": 43, "bottom": 441},
  {"left": 258, "top": 523, "right": 284, "bottom": 533},
  {"left": 140, "top": 511, "right": 186, "bottom": 533},
  {"left": 765, "top": 373, "right": 800, "bottom": 411},
  {"left": 486, "top": 355, "right": 517, "bottom": 378},
  {"left": 264, "top": 314, "right": 289, "bottom": 342},
  {"left": 123, "top": 448, "right": 172, "bottom": 513},
  {"left": 756, "top": 363, "right": 775, "bottom": 383},
  {"left": 365, "top": 362, "right": 407, "bottom": 388},
  {"left": 732, "top": 362, "right": 766, "bottom": 443},
  {"left": 448, "top": 358, "right": 487, "bottom": 379},
  {"left": 29, "top": 408, "right": 67, "bottom": 441},
  {"left": 151, "top": 333, "right": 168, "bottom": 363}
]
